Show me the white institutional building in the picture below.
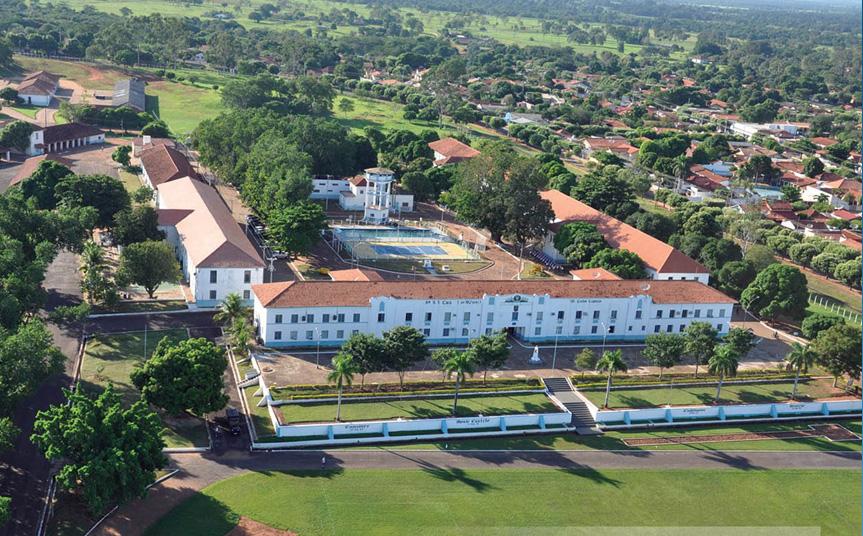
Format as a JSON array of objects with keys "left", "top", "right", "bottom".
[
  {"left": 251, "top": 279, "right": 735, "bottom": 348},
  {"left": 310, "top": 167, "right": 413, "bottom": 222}
]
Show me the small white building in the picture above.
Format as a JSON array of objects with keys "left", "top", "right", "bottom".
[
  {"left": 310, "top": 168, "right": 414, "bottom": 221},
  {"left": 27, "top": 123, "right": 105, "bottom": 156},
  {"left": 156, "top": 177, "right": 264, "bottom": 307},
  {"left": 731, "top": 122, "right": 806, "bottom": 140},
  {"left": 251, "top": 279, "right": 735, "bottom": 348},
  {"left": 17, "top": 71, "right": 59, "bottom": 107}
]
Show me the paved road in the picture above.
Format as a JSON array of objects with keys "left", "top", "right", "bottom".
[
  {"left": 0, "top": 251, "right": 82, "bottom": 536},
  {"left": 94, "top": 448, "right": 861, "bottom": 536}
]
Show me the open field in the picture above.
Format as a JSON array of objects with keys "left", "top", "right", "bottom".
[
  {"left": 54, "top": 0, "right": 694, "bottom": 54},
  {"left": 277, "top": 393, "right": 557, "bottom": 424},
  {"left": 804, "top": 271, "right": 861, "bottom": 313},
  {"left": 579, "top": 379, "right": 844, "bottom": 409},
  {"left": 80, "top": 329, "right": 209, "bottom": 448},
  {"left": 145, "top": 468, "right": 860, "bottom": 536},
  {"left": 12, "top": 55, "right": 131, "bottom": 89},
  {"left": 147, "top": 80, "right": 224, "bottom": 137},
  {"left": 357, "top": 419, "right": 862, "bottom": 453},
  {"left": 117, "top": 168, "right": 142, "bottom": 193}
]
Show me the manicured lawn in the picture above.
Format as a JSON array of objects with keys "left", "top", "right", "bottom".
[
  {"left": 580, "top": 379, "right": 842, "bottom": 409},
  {"left": 244, "top": 385, "right": 276, "bottom": 438},
  {"left": 804, "top": 271, "right": 861, "bottom": 312},
  {"left": 147, "top": 80, "right": 224, "bottom": 137},
  {"left": 5, "top": 104, "right": 39, "bottom": 118},
  {"left": 146, "top": 468, "right": 860, "bottom": 536},
  {"left": 278, "top": 393, "right": 557, "bottom": 424},
  {"left": 365, "top": 419, "right": 862, "bottom": 453},
  {"left": 80, "top": 329, "right": 209, "bottom": 448},
  {"left": 117, "top": 169, "right": 142, "bottom": 194}
]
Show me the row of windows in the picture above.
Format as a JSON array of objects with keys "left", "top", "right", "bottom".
[
  {"left": 207, "top": 289, "right": 250, "bottom": 301},
  {"left": 273, "top": 329, "right": 359, "bottom": 341},
  {"left": 273, "top": 313, "right": 362, "bottom": 324},
  {"left": 207, "top": 270, "right": 253, "bottom": 284},
  {"left": 656, "top": 308, "right": 725, "bottom": 319}
]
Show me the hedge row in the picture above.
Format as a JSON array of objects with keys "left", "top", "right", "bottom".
[
  {"left": 570, "top": 368, "right": 792, "bottom": 385},
  {"left": 574, "top": 374, "right": 807, "bottom": 391},
  {"left": 271, "top": 377, "right": 542, "bottom": 397},
  {"left": 275, "top": 386, "right": 545, "bottom": 402}
]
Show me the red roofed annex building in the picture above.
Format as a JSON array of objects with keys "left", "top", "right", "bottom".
[
  {"left": 538, "top": 189, "right": 710, "bottom": 283},
  {"left": 428, "top": 137, "right": 481, "bottom": 166},
  {"left": 251, "top": 279, "right": 735, "bottom": 347}
]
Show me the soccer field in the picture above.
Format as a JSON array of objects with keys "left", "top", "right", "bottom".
[{"left": 145, "top": 468, "right": 860, "bottom": 536}]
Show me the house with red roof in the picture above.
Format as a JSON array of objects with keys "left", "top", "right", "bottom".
[
  {"left": 539, "top": 189, "right": 710, "bottom": 283},
  {"left": 428, "top": 137, "right": 480, "bottom": 166}
]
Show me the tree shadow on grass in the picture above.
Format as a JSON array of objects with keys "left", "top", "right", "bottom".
[
  {"left": 145, "top": 492, "right": 239, "bottom": 536},
  {"left": 701, "top": 450, "right": 765, "bottom": 470},
  {"left": 557, "top": 465, "right": 623, "bottom": 487},
  {"left": 615, "top": 395, "right": 655, "bottom": 409},
  {"left": 415, "top": 460, "right": 496, "bottom": 493}
]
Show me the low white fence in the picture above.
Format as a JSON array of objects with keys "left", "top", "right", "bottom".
[
  {"left": 808, "top": 293, "right": 861, "bottom": 324},
  {"left": 255, "top": 411, "right": 571, "bottom": 449},
  {"left": 593, "top": 399, "right": 862, "bottom": 429}
]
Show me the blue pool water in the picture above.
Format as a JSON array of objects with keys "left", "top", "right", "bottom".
[{"left": 371, "top": 244, "right": 447, "bottom": 256}]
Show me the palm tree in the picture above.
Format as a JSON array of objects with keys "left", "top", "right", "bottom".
[
  {"left": 442, "top": 350, "right": 478, "bottom": 416},
  {"left": 213, "top": 292, "right": 248, "bottom": 327},
  {"left": 708, "top": 344, "right": 740, "bottom": 403},
  {"left": 786, "top": 343, "right": 816, "bottom": 400},
  {"left": 80, "top": 241, "right": 107, "bottom": 304},
  {"left": 327, "top": 352, "right": 358, "bottom": 422},
  {"left": 595, "top": 350, "right": 628, "bottom": 408},
  {"left": 230, "top": 317, "right": 254, "bottom": 359}
]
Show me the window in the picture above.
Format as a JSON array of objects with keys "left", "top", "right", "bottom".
[
  {"left": 486, "top": 312, "right": 494, "bottom": 324},
  {"left": 656, "top": 310, "right": 664, "bottom": 319},
  {"left": 378, "top": 302, "right": 385, "bottom": 312},
  {"left": 337, "top": 313, "right": 345, "bottom": 323},
  {"left": 377, "top": 313, "right": 385, "bottom": 322},
  {"left": 306, "top": 330, "right": 314, "bottom": 340},
  {"left": 538, "top": 296, "right": 545, "bottom": 304},
  {"left": 608, "top": 326, "right": 615, "bottom": 334},
  {"left": 352, "top": 329, "right": 359, "bottom": 335},
  {"left": 557, "top": 311, "right": 565, "bottom": 320},
  {"left": 682, "top": 310, "right": 688, "bottom": 318},
  {"left": 405, "top": 312, "right": 413, "bottom": 322},
  {"left": 488, "top": 297, "right": 495, "bottom": 305},
  {"left": 275, "top": 314, "right": 283, "bottom": 324},
  {"left": 307, "top": 314, "right": 314, "bottom": 323},
  {"left": 243, "top": 270, "right": 251, "bottom": 284},
  {"left": 591, "top": 326, "right": 598, "bottom": 334},
  {"left": 321, "top": 330, "right": 329, "bottom": 339},
  {"left": 425, "top": 312, "right": 432, "bottom": 322},
  {"left": 290, "top": 331, "right": 298, "bottom": 340},
  {"left": 635, "top": 310, "right": 642, "bottom": 320},
  {"left": 575, "top": 311, "right": 582, "bottom": 320},
  {"left": 323, "top": 314, "right": 330, "bottom": 323},
  {"left": 574, "top": 326, "right": 581, "bottom": 335},
  {"left": 209, "top": 290, "right": 217, "bottom": 300},
  {"left": 353, "top": 313, "right": 361, "bottom": 322},
  {"left": 209, "top": 270, "right": 217, "bottom": 283},
  {"left": 707, "top": 309, "right": 714, "bottom": 318},
  {"left": 243, "top": 290, "right": 250, "bottom": 300},
  {"left": 555, "top": 326, "right": 562, "bottom": 335},
  {"left": 592, "top": 311, "right": 600, "bottom": 320},
  {"left": 694, "top": 309, "right": 700, "bottom": 318},
  {"left": 718, "top": 309, "right": 726, "bottom": 317},
  {"left": 291, "top": 314, "right": 299, "bottom": 324},
  {"left": 669, "top": 310, "right": 676, "bottom": 319},
  {"left": 485, "top": 328, "right": 492, "bottom": 335},
  {"left": 679, "top": 325, "right": 686, "bottom": 332},
  {"left": 511, "top": 306, "right": 519, "bottom": 322},
  {"left": 610, "top": 310, "right": 618, "bottom": 320},
  {"left": 716, "top": 323, "right": 724, "bottom": 332},
  {"left": 666, "top": 325, "right": 673, "bottom": 333},
  {"left": 336, "top": 330, "right": 344, "bottom": 339},
  {"left": 443, "top": 328, "right": 451, "bottom": 337},
  {"left": 463, "top": 312, "right": 470, "bottom": 324},
  {"left": 444, "top": 312, "right": 452, "bottom": 324},
  {"left": 536, "top": 311, "right": 543, "bottom": 323},
  {"left": 274, "top": 331, "right": 282, "bottom": 340},
  {"left": 534, "top": 327, "right": 541, "bottom": 336},
  {"left": 422, "top": 328, "right": 430, "bottom": 336},
  {"left": 462, "top": 328, "right": 469, "bottom": 337},
  {"left": 654, "top": 325, "right": 660, "bottom": 333}
]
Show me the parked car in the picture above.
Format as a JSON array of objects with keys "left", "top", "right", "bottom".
[{"left": 225, "top": 407, "right": 242, "bottom": 436}]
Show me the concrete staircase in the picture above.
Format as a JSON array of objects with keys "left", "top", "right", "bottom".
[{"left": 543, "top": 377, "right": 600, "bottom": 434}]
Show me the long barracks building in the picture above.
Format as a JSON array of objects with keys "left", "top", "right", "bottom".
[{"left": 251, "top": 280, "right": 735, "bottom": 348}]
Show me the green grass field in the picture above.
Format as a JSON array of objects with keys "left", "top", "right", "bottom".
[
  {"left": 278, "top": 393, "right": 556, "bottom": 424},
  {"left": 147, "top": 80, "right": 224, "bottom": 137},
  {"left": 580, "top": 379, "right": 840, "bottom": 409},
  {"left": 145, "top": 468, "right": 861, "bottom": 536},
  {"left": 804, "top": 271, "right": 861, "bottom": 313},
  {"left": 80, "top": 329, "right": 209, "bottom": 448},
  {"left": 359, "top": 419, "right": 862, "bottom": 453}
]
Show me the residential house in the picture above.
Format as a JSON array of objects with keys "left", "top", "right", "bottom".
[
  {"left": 17, "top": 71, "right": 59, "bottom": 106},
  {"left": 428, "top": 137, "right": 480, "bottom": 166},
  {"left": 27, "top": 123, "right": 104, "bottom": 156},
  {"left": 581, "top": 137, "right": 639, "bottom": 163}
]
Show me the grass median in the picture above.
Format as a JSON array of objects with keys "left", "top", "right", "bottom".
[
  {"left": 79, "top": 329, "right": 209, "bottom": 448},
  {"left": 580, "top": 378, "right": 842, "bottom": 409},
  {"left": 278, "top": 393, "right": 558, "bottom": 424},
  {"left": 145, "top": 468, "right": 860, "bottom": 536}
]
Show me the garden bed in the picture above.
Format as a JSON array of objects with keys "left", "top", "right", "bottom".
[{"left": 270, "top": 378, "right": 543, "bottom": 401}]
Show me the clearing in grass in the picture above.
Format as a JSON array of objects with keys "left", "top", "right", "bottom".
[
  {"left": 79, "top": 329, "right": 209, "bottom": 448},
  {"left": 145, "top": 468, "right": 860, "bottom": 536}
]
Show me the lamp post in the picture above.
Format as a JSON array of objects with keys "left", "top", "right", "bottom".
[
  {"left": 600, "top": 321, "right": 610, "bottom": 356},
  {"left": 552, "top": 331, "right": 559, "bottom": 370},
  {"left": 315, "top": 327, "right": 321, "bottom": 369}
]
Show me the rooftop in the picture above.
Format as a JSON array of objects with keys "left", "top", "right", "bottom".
[
  {"left": 157, "top": 177, "right": 264, "bottom": 269},
  {"left": 540, "top": 189, "right": 708, "bottom": 275},
  {"left": 141, "top": 145, "right": 199, "bottom": 187},
  {"left": 252, "top": 279, "right": 735, "bottom": 309},
  {"left": 428, "top": 137, "right": 481, "bottom": 160},
  {"left": 113, "top": 78, "right": 147, "bottom": 112}
]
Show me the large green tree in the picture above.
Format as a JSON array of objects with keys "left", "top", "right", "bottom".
[
  {"left": 112, "top": 206, "right": 164, "bottom": 247},
  {"left": 17, "top": 160, "right": 73, "bottom": 210},
  {"left": 811, "top": 324, "right": 862, "bottom": 388},
  {"left": 684, "top": 322, "right": 718, "bottom": 379},
  {"left": 267, "top": 202, "right": 327, "bottom": 259},
  {"left": 340, "top": 333, "right": 387, "bottom": 387},
  {"left": 467, "top": 330, "right": 509, "bottom": 383},
  {"left": 584, "top": 248, "right": 646, "bottom": 279},
  {"left": 441, "top": 348, "right": 477, "bottom": 415},
  {"left": 131, "top": 337, "right": 228, "bottom": 415},
  {"left": 553, "top": 222, "right": 608, "bottom": 267},
  {"left": 382, "top": 326, "right": 429, "bottom": 389},
  {"left": 240, "top": 132, "right": 314, "bottom": 216},
  {"left": 642, "top": 333, "right": 686, "bottom": 380},
  {"left": 55, "top": 174, "right": 131, "bottom": 229},
  {"left": 117, "top": 240, "right": 181, "bottom": 298},
  {"left": 0, "top": 320, "right": 63, "bottom": 413},
  {"left": 31, "top": 385, "right": 166, "bottom": 514},
  {"left": 740, "top": 264, "right": 808, "bottom": 321}
]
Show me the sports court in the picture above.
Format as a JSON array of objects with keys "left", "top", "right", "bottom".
[{"left": 331, "top": 225, "right": 479, "bottom": 262}]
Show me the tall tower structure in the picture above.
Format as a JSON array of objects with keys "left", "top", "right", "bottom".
[{"left": 362, "top": 167, "right": 396, "bottom": 223}]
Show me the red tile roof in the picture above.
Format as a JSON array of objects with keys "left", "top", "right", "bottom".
[
  {"left": 831, "top": 209, "right": 862, "bottom": 221},
  {"left": 38, "top": 123, "right": 103, "bottom": 144},
  {"left": 140, "top": 145, "right": 199, "bottom": 187},
  {"left": 810, "top": 137, "right": 838, "bottom": 147},
  {"left": 428, "top": 137, "right": 480, "bottom": 160},
  {"left": 569, "top": 268, "right": 622, "bottom": 281},
  {"left": 540, "top": 189, "right": 708, "bottom": 275},
  {"left": 253, "top": 279, "right": 735, "bottom": 308},
  {"left": 328, "top": 268, "right": 383, "bottom": 281}
]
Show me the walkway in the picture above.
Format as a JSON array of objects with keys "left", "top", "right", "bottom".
[{"left": 94, "top": 448, "right": 861, "bottom": 536}]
